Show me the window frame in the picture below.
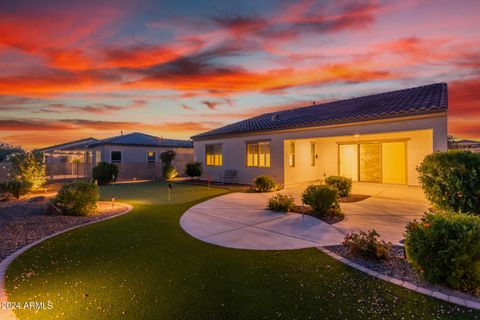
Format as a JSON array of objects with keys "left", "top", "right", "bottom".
[
  {"left": 146, "top": 151, "right": 156, "bottom": 169},
  {"left": 245, "top": 140, "right": 271, "bottom": 168},
  {"left": 288, "top": 141, "right": 295, "bottom": 167},
  {"left": 205, "top": 143, "right": 223, "bottom": 167},
  {"left": 110, "top": 150, "right": 122, "bottom": 164},
  {"left": 310, "top": 142, "right": 316, "bottom": 166}
]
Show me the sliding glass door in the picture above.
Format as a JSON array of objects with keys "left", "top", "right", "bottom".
[
  {"left": 359, "top": 144, "right": 382, "bottom": 183},
  {"left": 339, "top": 141, "right": 406, "bottom": 184}
]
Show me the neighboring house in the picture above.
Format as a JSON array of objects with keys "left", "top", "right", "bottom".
[
  {"left": 453, "top": 139, "right": 480, "bottom": 152},
  {"left": 38, "top": 132, "right": 193, "bottom": 181},
  {"left": 192, "top": 83, "right": 448, "bottom": 186}
]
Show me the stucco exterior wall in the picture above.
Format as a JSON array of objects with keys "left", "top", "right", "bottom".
[
  {"left": 283, "top": 129, "right": 433, "bottom": 185},
  {"left": 193, "top": 114, "right": 447, "bottom": 186},
  {"left": 91, "top": 145, "right": 193, "bottom": 180}
]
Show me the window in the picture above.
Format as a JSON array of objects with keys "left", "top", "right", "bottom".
[
  {"left": 246, "top": 141, "right": 270, "bottom": 167},
  {"left": 311, "top": 142, "right": 316, "bottom": 166},
  {"left": 206, "top": 144, "right": 222, "bottom": 166},
  {"left": 95, "top": 151, "right": 102, "bottom": 165},
  {"left": 288, "top": 141, "right": 295, "bottom": 167},
  {"left": 147, "top": 151, "right": 156, "bottom": 169},
  {"left": 111, "top": 151, "right": 122, "bottom": 163}
]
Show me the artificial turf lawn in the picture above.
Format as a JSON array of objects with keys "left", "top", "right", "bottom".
[{"left": 5, "top": 182, "right": 480, "bottom": 319}]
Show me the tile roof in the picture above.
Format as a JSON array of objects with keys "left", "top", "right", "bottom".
[
  {"left": 87, "top": 132, "right": 193, "bottom": 148},
  {"left": 37, "top": 137, "right": 98, "bottom": 152},
  {"left": 192, "top": 83, "right": 448, "bottom": 140}
]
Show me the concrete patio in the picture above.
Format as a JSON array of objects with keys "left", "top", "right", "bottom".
[{"left": 180, "top": 182, "right": 429, "bottom": 250}]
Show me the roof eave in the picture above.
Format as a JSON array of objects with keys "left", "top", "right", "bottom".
[{"left": 191, "top": 110, "right": 447, "bottom": 141}]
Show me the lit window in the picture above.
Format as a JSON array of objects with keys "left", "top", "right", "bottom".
[
  {"left": 111, "top": 151, "right": 122, "bottom": 163},
  {"left": 206, "top": 144, "right": 222, "bottom": 166},
  {"left": 95, "top": 151, "right": 102, "bottom": 165},
  {"left": 289, "top": 141, "right": 295, "bottom": 167},
  {"left": 246, "top": 141, "right": 270, "bottom": 167},
  {"left": 147, "top": 151, "right": 156, "bottom": 169},
  {"left": 311, "top": 142, "right": 316, "bottom": 166}
]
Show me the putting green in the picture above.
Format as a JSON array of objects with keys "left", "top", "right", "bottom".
[{"left": 4, "top": 182, "right": 478, "bottom": 319}]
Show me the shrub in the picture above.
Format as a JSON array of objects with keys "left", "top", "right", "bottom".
[
  {"left": 92, "top": 162, "right": 118, "bottom": 185},
  {"left": 163, "top": 166, "right": 178, "bottom": 179},
  {"left": 417, "top": 150, "right": 480, "bottom": 215},
  {"left": 0, "top": 180, "right": 31, "bottom": 199},
  {"left": 253, "top": 175, "right": 277, "bottom": 192},
  {"left": 301, "top": 184, "right": 340, "bottom": 216},
  {"left": 325, "top": 176, "right": 352, "bottom": 197},
  {"left": 343, "top": 230, "right": 391, "bottom": 260},
  {"left": 185, "top": 161, "right": 202, "bottom": 178},
  {"left": 53, "top": 181, "right": 99, "bottom": 216},
  {"left": 9, "top": 151, "right": 46, "bottom": 191},
  {"left": 267, "top": 194, "right": 295, "bottom": 212},
  {"left": 160, "top": 150, "right": 176, "bottom": 167},
  {"left": 404, "top": 212, "right": 480, "bottom": 292}
]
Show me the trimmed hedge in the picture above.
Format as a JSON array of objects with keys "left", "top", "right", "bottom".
[
  {"left": 253, "top": 175, "right": 277, "bottom": 192},
  {"left": 301, "top": 184, "right": 340, "bottom": 217},
  {"left": 267, "top": 194, "right": 294, "bottom": 212},
  {"left": 405, "top": 212, "right": 480, "bottom": 292},
  {"left": 325, "top": 176, "right": 352, "bottom": 197},
  {"left": 92, "top": 162, "right": 118, "bottom": 185},
  {"left": 53, "top": 181, "right": 99, "bottom": 216},
  {"left": 417, "top": 150, "right": 480, "bottom": 214},
  {"left": 185, "top": 162, "right": 202, "bottom": 178}
]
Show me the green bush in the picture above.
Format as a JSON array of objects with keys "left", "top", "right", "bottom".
[
  {"left": 301, "top": 184, "right": 340, "bottom": 216},
  {"left": 8, "top": 151, "right": 45, "bottom": 190},
  {"left": 185, "top": 162, "right": 202, "bottom": 178},
  {"left": 92, "top": 162, "right": 119, "bottom": 185},
  {"left": 267, "top": 194, "right": 295, "bottom": 212},
  {"left": 404, "top": 212, "right": 480, "bottom": 292},
  {"left": 163, "top": 166, "right": 178, "bottom": 179},
  {"left": 343, "top": 230, "right": 391, "bottom": 260},
  {"left": 417, "top": 151, "right": 480, "bottom": 214},
  {"left": 253, "top": 175, "right": 277, "bottom": 192},
  {"left": 0, "top": 180, "right": 31, "bottom": 199},
  {"left": 325, "top": 176, "right": 352, "bottom": 197},
  {"left": 53, "top": 181, "right": 99, "bottom": 216},
  {"left": 160, "top": 150, "right": 176, "bottom": 166}
]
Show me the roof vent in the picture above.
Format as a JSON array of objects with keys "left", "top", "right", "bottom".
[
  {"left": 271, "top": 114, "right": 279, "bottom": 121},
  {"left": 312, "top": 101, "right": 316, "bottom": 105}
]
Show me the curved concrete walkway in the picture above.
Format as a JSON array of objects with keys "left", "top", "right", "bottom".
[
  {"left": 180, "top": 183, "right": 429, "bottom": 250},
  {"left": 180, "top": 192, "right": 345, "bottom": 250}
]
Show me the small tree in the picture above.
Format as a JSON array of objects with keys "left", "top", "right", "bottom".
[
  {"left": 92, "top": 162, "right": 118, "bottom": 185},
  {"left": 185, "top": 161, "right": 202, "bottom": 179},
  {"left": 160, "top": 150, "right": 177, "bottom": 179},
  {"left": 0, "top": 142, "right": 24, "bottom": 162},
  {"left": 9, "top": 151, "right": 46, "bottom": 191}
]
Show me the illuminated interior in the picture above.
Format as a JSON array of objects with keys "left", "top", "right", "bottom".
[
  {"left": 339, "top": 144, "right": 358, "bottom": 181},
  {"left": 359, "top": 143, "right": 382, "bottom": 183},
  {"left": 339, "top": 141, "right": 406, "bottom": 184},
  {"left": 382, "top": 142, "right": 406, "bottom": 184}
]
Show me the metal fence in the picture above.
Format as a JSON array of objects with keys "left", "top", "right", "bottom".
[
  {"left": 45, "top": 162, "right": 93, "bottom": 181},
  {"left": 0, "top": 161, "right": 190, "bottom": 184}
]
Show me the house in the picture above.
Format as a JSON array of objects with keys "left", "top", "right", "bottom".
[
  {"left": 453, "top": 139, "right": 480, "bottom": 152},
  {"left": 191, "top": 83, "right": 448, "bottom": 186},
  {"left": 38, "top": 132, "right": 193, "bottom": 181}
]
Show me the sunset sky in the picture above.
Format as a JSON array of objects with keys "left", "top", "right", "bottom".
[{"left": 1, "top": 0, "right": 479, "bottom": 149}]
